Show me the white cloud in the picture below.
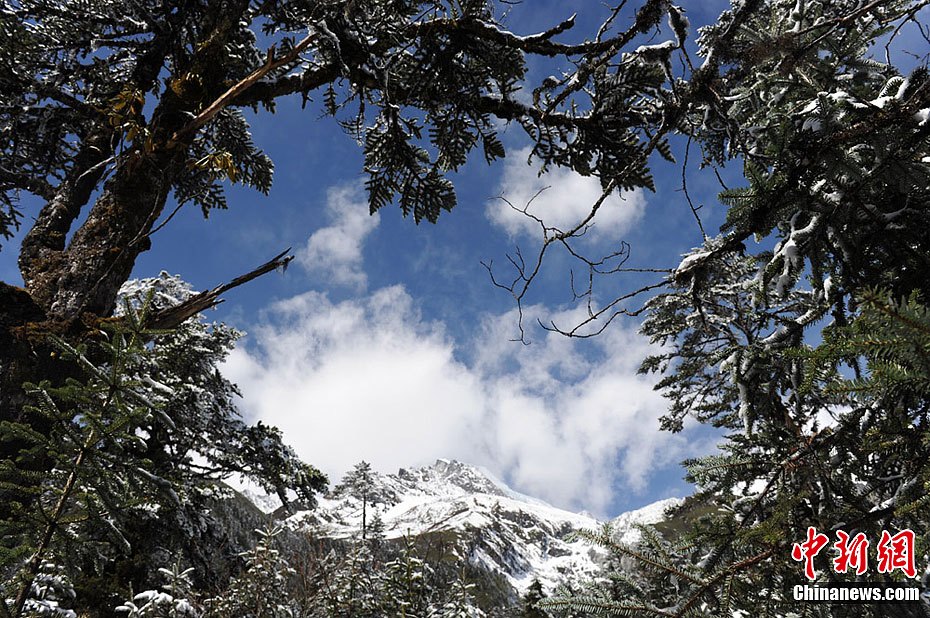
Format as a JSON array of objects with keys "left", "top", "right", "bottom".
[
  {"left": 297, "top": 184, "right": 379, "bottom": 290},
  {"left": 222, "top": 285, "right": 707, "bottom": 517},
  {"left": 487, "top": 147, "right": 646, "bottom": 241}
]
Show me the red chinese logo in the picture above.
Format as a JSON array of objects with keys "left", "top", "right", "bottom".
[
  {"left": 792, "top": 526, "right": 829, "bottom": 580},
  {"left": 792, "top": 527, "right": 917, "bottom": 580},
  {"left": 876, "top": 529, "right": 917, "bottom": 578},
  {"left": 833, "top": 530, "right": 869, "bottom": 575}
]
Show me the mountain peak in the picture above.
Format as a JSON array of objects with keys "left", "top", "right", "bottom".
[
  {"left": 274, "top": 459, "right": 682, "bottom": 597},
  {"left": 394, "top": 458, "right": 509, "bottom": 499}
]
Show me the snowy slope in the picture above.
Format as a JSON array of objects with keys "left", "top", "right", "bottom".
[{"left": 260, "top": 459, "right": 681, "bottom": 596}]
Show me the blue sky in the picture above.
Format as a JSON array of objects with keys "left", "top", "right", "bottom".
[
  {"left": 200, "top": 35, "right": 731, "bottom": 516},
  {"left": 204, "top": 97, "right": 725, "bottom": 517},
  {"left": 0, "top": 0, "right": 758, "bottom": 517},
  {"left": 0, "top": 3, "right": 917, "bottom": 518}
]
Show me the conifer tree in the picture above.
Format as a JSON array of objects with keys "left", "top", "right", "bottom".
[
  {"left": 5, "top": 561, "right": 78, "bottom": 618},
  {"left": 1, "top": 279, "right": 325, "bottom": 616},
  {"left": 336, "top": 461, "right": 378, "bottom": 540},
  {"left": 1, "top": 302, "right": 182, "bottom": 618},
  {"left": 6, "top": 0, "right": 930, "bottom": 615},
  {"left": 367, "top": 513, "right": 387, "bottom": 551},
  {"left": 0, "top": 5, "right": 697, "bottom": 607},
  {"left": 380, "top": 537, "right": 435, "bottom": 618},
  {"left": 202, "top": 527, "right": 298, "bottom": 618},
  {"left": 515, "top": 579, "right": 549, "bottom": 618},
  {"left": 115, "top": 563, "right": 201, "bottom": 618},
  {"left": 549, "top": 0, "right": 930, "bottom": 615},
  {"left": 308, "top": 541, "right": 381, "bottom": 618},
  {"left": 0, "top": 0, "right": 686, "bottom": 422},
  {"left": 438, "top": 574, "right": 482, "bottom": 618}
]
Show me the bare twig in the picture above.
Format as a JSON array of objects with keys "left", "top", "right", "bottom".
[
  {"left": 541, "top": 280, "right": 668, "bottom": 338},
  {"left": 596, "top": 0, "right": 630, "bottom": 43},
  {"left": 142, "top": 200, "right": 186, "bottom": 241},
  {"left": 682, "top": 134, "right": 707, "bottom": 239},
  {"left": 884, "top": 0, "right": 930, "bottom": 64}
]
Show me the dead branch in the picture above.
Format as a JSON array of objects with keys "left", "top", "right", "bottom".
[
  {"left": 483, "top": 185, "right": 672, "bottom": 342},
  {"left": 145, "top": 248, "right": 293, "bottom": 330},
  {"left": 168, "top": 33, "right": 318, "bottom": 148}
]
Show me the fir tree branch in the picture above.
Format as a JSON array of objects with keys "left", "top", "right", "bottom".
[
  {"left": 674, "top": 549, "right": 774, "bottom": 618},
  {"left": 543, "top": 597, "right": 676, "bottom": 616},
  {"left": 11, "top": 422, "right": 100, "bottom": 617},
  {"left": 0, "top": 168, "right": 54, "bottom": 201},
  {"left": 407, "top": 4, "right": 659, "bottom": 58},
  {"left": 229, "top": 63, "right": 341, "bottom": 108}
]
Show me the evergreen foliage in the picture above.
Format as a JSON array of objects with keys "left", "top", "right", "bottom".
[
  {"left": 1, "top": 279, "right": 325, "bottom": 617},
  {"left": 335, "top": 461, "right": 378, "bottom": 540},
  {"left": 117, "top": 274, "right": 326, "bottom": 510},
  {"left": 296, "top": 531, "right": 486, "bottom": 617},
  {"left": 8, "top": 561, "right": 77, "bottom": 618},
  {"left": 0, "top": 1, "right": 704, "bottom": 606},
  {"left": 115, "top": 563, "right": 201, "bottom": 618},
  {"left": 202, "top": 527, "right": 298, "bottom": 618},
  {"left": 550, "top": 0, "right": 930, "bottom": 615},
  {"left": 0, "top": 0, "right": 679, "bottom": 285},
  {"left": 1, "top": 302, "right": 180, "bottom": 617},
  {"left": 379, "top": 537, "right": 435, "bottom": 617},
  {"left": 515, "top": 579, "right": 550, "bottom": 618},
  {"left": 438, "top": 575, "right": 482, "bottom": 618},
  {"left": 310, "top": 541, "right": 382, "bottom": 617},
  {"left": 5, "top": 0, "right": 930, "bottom": 615}
]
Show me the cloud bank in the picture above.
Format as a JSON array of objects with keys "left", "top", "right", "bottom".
[
  {"left": 225, "top": 168, "right": 706, "bottom": 517},
  {"left": 297, "top": 185, "right": 379, "bottom": 290},
  {"left": 222, "top": 286, "right": 704, "bottom": 516},
  {"left": 486, "top": 147, "right": 647, "bottom": 241}
]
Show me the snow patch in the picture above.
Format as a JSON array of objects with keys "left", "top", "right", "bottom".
[{"left": 269, "top": 459, "right": 681, "bottom": 595}]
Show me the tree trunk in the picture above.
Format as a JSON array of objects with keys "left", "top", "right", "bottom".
[
  {"left": 28, "top": 151, "right": 185, "bottom": 320},
  {"left": 0, "top": 146, "right": 185, "bottom": 516}
]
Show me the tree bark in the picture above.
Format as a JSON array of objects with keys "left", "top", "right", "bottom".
[
  {"left": 18, "top": 126, "right": 115, "bottom": 296},
  {"left": 0, "top": 135, "right": 186, "bottom": 501},
  {"left": 36, "top": 152, "right": 184, "bottom": 319}
]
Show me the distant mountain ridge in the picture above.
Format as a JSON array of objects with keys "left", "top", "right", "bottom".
[{"left": 242, "top": 459, "right": 681, "bottom": 598}]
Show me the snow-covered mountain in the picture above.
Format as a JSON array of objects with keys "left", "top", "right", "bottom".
[{"left": 249, "top": 459, "right": 681, "bottom": 597}]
